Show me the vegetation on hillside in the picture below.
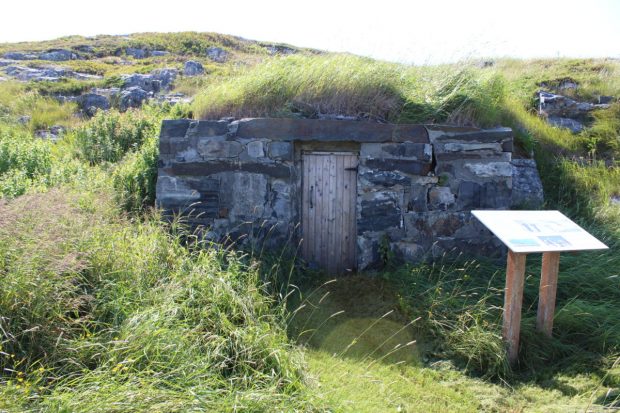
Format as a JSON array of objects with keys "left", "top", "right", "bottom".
[{"left": 0, "top": 31, "right": 619, "bottom": 411}]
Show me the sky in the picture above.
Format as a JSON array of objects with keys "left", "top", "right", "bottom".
[{"left": 1, "top": 0, "right": 619, "bottom": 64}]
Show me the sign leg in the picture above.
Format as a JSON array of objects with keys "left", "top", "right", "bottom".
[
  {"left": 503, "top": 251, "right": 527, "bottom": 364},
  {"left": 536, "top": 252, "right": 560, "bottom": 337}
]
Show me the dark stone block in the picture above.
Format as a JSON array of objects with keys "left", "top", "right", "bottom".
[
  {"left": 364, "top": 158, "right": 432, "bottom": 175},
  {"left": 195, "top": 120, "right": 230, "bottom": 137},
  {"left": 360, "top": 170, "right": 410, "bottom": 187},
  {"left": 268, "top": 141, "right": 293, "bottom": 160},
  {"left": 159, "top": 140, "right": 171, "bottom": 155},
  {"left": 234, "top": 118, "right": 429, "bottom": 143},
  {"left": 382, "top": 142, "right": 430, "bottom": 160},
  {"left": 502, "top": 139, "right": 513, "bottom": 152},
  {"left": 435, "top": 151, "right": 504, "bottom": 161},
  {"left": 167, "top": 161, "right": 292, "bottom": 179},
  {"left": 160, "top": 119, "right": 191, "bottom": 140},
  {"left": 457, "top": 181, "right": 511, "bottom": 209},
  {"left": 407, "top": 184, "right": 428, "bottom": 212},
  {"left": 431, "top": 214, "right": 463, "bottom": 237},
  {"left": 429, "top": 126, "right": 513, "bottom": 143},
  {"left": 359, "top": 199, "right": 401, "bottom": 232}
]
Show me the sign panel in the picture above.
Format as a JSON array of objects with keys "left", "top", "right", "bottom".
[{"left": 472, "top": 210, "right": 609, "bottom": 253}]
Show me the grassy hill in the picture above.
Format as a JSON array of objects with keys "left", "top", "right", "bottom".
[{"left": 0, "top": 32, "right": 619, "bottom": 411}]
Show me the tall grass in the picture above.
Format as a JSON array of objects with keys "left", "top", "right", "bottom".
[
  {"left": 0, "top": 189, "right": 317, "bottom": 411},
  {"left": 192, "top": 54, "right": 507, "bottom": 126},
  {"left": 0, "top": 82, "right": 77, "bottom": 130}
]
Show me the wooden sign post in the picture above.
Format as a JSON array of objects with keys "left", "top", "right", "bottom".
[{"left": 472, "top": 210, "right": 608, "bottom": 364}]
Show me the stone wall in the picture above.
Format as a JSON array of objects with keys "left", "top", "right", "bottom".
[{"left": 157, "top": 118, "right": 543, "bottom": 270}]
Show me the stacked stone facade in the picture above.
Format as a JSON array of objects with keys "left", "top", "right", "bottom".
[{"left": 157, "top": 118, "right": 543, "bottom": 270}]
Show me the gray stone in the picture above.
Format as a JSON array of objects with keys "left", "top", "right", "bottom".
[
  {"left": 3, "top": 65, "right": 101, "bottom": 82},
  {"left": 611, "top": 196, "right": 620, "bottom": 206},
  {"left": 457, "top": 180, "right": 512, "bottom": 209},
  {"left": 78, "top": 93, "right": 111, "bottom": 115},
  {"left": 246, "top": 141, "right": 265, "bottom": 158},
  {"left": 119, "top": 87, "right": 148, "bottom": 111},
  {"left": 511, "top": 159, "right": 544, "bottom": 208},
  {"left": 268, "top": 142, "right": 293, "bottom": 160},
  {"left": 391, "top": 242, "right": 426, "bottom": 262},
  {"left": 184, "top": 60, "right": 205, "bottom": 76},
  {"left": 426, "top": 126, "right": 512, "bottom": 144},
  {"left": 169, "top": 161, "right": 292, "bottom": 179},
  {"left": 538, "top": 90, "right": 609, "bottom": 120},
  {"left": 74, "top": 45, "right": 95, "bottom": 54},
  {"left": 264, "top": 44, "right": 297, "bottom": 55},
  {"left": 442, "top": 142, "right": 503, "bottom": 153},
  {"left": 151, "top": 68, "right": 177, "bottom": 90},
  {"left": 361, "top": 142, "right": 432, "bottom": 161},
  {"left": 407, "top": 184, "right": 428, "bottom": 212},
  {"left": 39, "top": 49, "right": 76, "bottom": 61},
  {"left": 228, "top": 173, "right": 269, "bottom": 220},
  {"left": 357, "top": 235, "right": 379, "bottom": 271},
  {"left": 234, "top": 118, "right": 429, "bottom": 143},
  {"left": 17, "top": 115, "right": 30, "bottom": 125},
  {"left": 155, "top": 175, "right": 201, "bottom": 205},
  {"left": 122, "top": 69, "right": 177, "bottom": 93},
  {"left": 360, "top": 170, "right": 410, "bottom": 187},
  {"left": 359, "top": 192, "right": 401, "bottom": 232},
  {"left": 206, "top": 47, "right": 228, "bottom": 62},
  {"left": 598, "top": 96, "right": 615, "bottom": 105},
  {"left": 35, "top": 126, "right": 64, "bottom": 142},
  {"left": 197, "top": 139, "right": 242, "bottom": 159},
  {"left": 464, "top": 161, "right": 512, "bottom": 178},
  {"left": 151, "top": 50, "right": 169, "bottom": 57},
  {"left": 2, "top": 52, "right": 38, "bottom": 60},
  {"left": 546, "top": 116, "right": 585, "bottom": 134},
  {"left": 126, "top": 47, "right": 148, "bottom": 59},
  {"left": 428, "top": 187, "right": 455, "bottom": 210},
  {"left": 364, "top": 158, "right": 432, "bottom": 175},
  {"left": 122, "top": 73, "right": 159, "bottom": 92},
  {"left": 271, "top": 179, "right": 292, "bottom": 220}
]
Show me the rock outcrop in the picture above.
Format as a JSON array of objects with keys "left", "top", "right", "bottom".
[
  {"left": 119, "top": 86, "right": 149, "bottom": 111},
  {"left": 537, "top": 89, "right": 614, "bottom": 134},
  {"left": 206, "top": 47, "right": 228, "bottom": 63},
  {"left": 184, "top": 61, "right": 204, "bottom": 76},
  {"left": 2, "top": 65, "right": 101, "bottom": 82}
]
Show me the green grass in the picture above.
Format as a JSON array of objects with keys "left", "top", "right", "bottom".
[{"left": 0, "top": 188, "right": 318, "bottom": 412}]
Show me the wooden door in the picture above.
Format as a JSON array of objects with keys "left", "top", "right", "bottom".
[{"left": 302, "top": 152, "right": 357, "bottom": 274}]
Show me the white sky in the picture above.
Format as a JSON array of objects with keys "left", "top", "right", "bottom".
[{"left": 1, "top": 0, "right": 619, "bottom": 64}]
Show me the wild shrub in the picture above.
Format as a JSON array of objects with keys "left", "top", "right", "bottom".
[
  {"left": 71, "top": 109, "right": 159, "bottom": 164},
  {"left": 0, "top": 124, "right": 52, "bottom": 197},
  {"left": 111, "top": 135, "right": 159, "bottom": 213}
]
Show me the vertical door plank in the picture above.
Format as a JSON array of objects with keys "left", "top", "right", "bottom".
[
  {"left": 328, "top": 154, "right": 337, "bottom": 274},
  {"left": 314, "top": 155, "right": 323, "bottom": 266},
  {"left": 321, "top": 155, "right": 330, "bottom": 270},
  {"left": 333, "top": 155, "right": 344, "bottom": 273},
  {"left": 537, "top": 252, "right": 560, "bottom": 337},
  {"left": 301, "top": 155, "right": 309, "bottom": 260},
  {"left": 503, "top": 250, "right": 527, "bottom": 364}
]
